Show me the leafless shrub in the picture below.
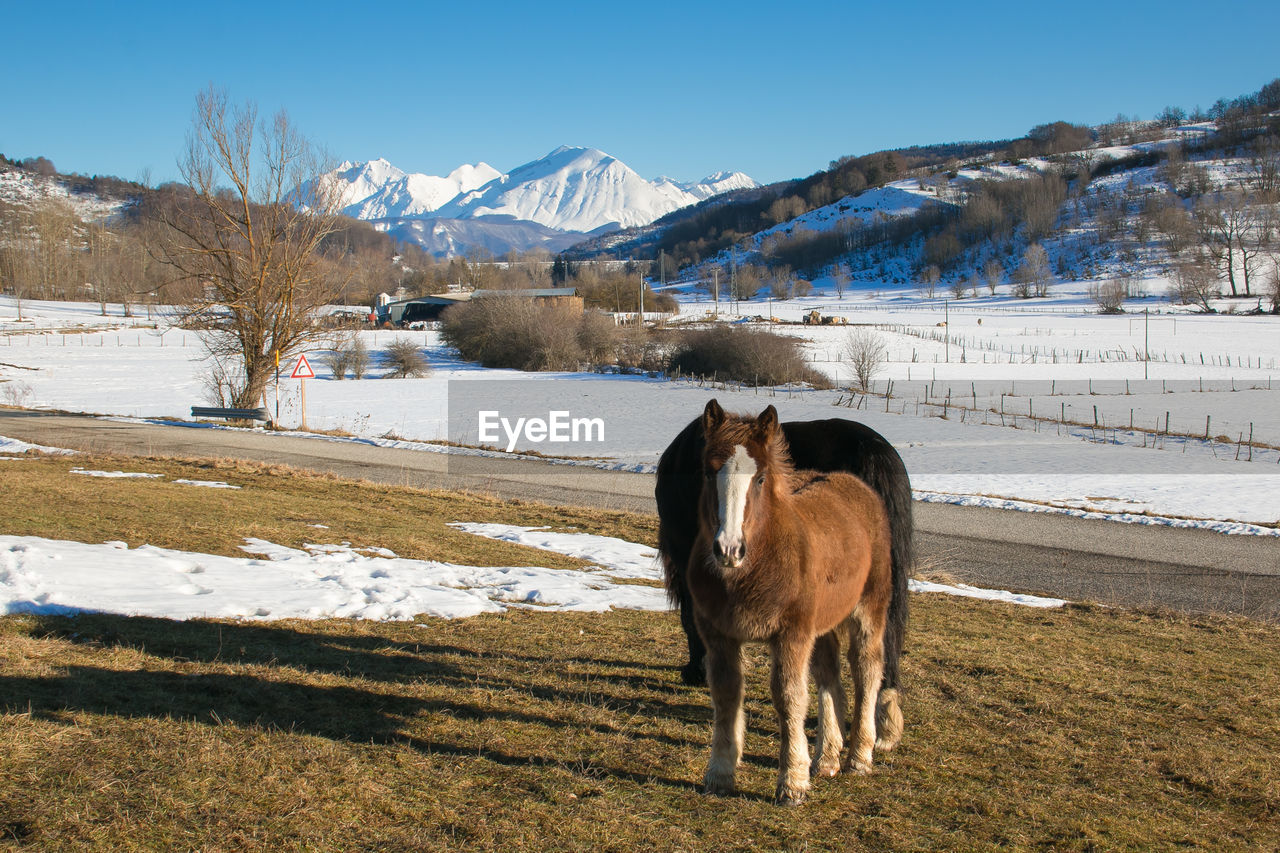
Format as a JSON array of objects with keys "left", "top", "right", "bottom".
[
  {"left": 844, "top": 327, "right": 888, "bottom": 390},
  {"left": 382, "top": 338, "right": 431, "bottom": 378},
  {"left": 324, "top": 332, "right": 370, "bottom": 380},
  {"left": 442, "top": 294, "right": 610, "bottom": 371},
  {"left": 1170, "top": 258, "right": 1219, "bottom": 312},
  {"left": 576, "top": 310, "right": 622, "bottom": 365},
  {"left": 1088, "top": 279, "right": 1127, "bottom": 314},
  {"left": 669, "top": 325, "right": 832, "bottom": 389},
  {"left": 0, "top": 380, "right": 34, "bottom": 408}
]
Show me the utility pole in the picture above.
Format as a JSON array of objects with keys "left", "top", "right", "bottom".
[
  {"left": 713, "top": 268, "right": 720, "bottom": 317},
  {"left": 639, "top": 272, "right": 645, "bottom": 326},
  {"left": 944, "top": 299, "right": 950, "bottom": 363}
]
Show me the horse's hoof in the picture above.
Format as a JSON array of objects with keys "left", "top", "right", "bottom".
[
  {"left": 704, "top": 770, "right": 736, "bottom": 797},
  {"left": 843, "top": 758, "right": 874, "bottom": 776},
  {"left": 680, "top": 661, "right": 706, "bottom": 686},
  {"left": 811, "top": 758, "right": 841, "bottom": 778},
  {"left": 775, "top": 785, "right": 808, "bottom": 807}
]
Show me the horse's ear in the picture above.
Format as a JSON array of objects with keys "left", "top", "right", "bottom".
[
  {"left": 757, "top": 404, "right": 779, "bottom": 437},
  {"left": 703, "top": 399, "right": 725, "bottom": 433}
]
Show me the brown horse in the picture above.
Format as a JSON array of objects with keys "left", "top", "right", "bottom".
[{"left": 689, "top": 399, "right": 895, "bottom": 805}]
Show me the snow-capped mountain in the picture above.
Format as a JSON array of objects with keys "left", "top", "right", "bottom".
[
  {"left": 432, "top": 146, "right": 757, "bottom": 232},
  {"left": 317, "top": 147, "right": 757, "bottom": 256},
  {"left": 325, "top": 158, "right": 503, "bottom": 220}
]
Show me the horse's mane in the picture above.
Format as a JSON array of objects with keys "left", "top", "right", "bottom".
[{"left": 708, "top": 412, "right": 797, "bottom": 486}]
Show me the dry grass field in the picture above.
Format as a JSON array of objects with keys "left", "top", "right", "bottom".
[{"left": 2, "top": 454, "right": 1278, "bottom": 851}]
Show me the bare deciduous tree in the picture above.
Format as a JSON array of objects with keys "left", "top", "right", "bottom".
[
  {"left": 983, "top": 257, "right": 1003, "bottom": 295},
  {"left": 1012, "top": 243, "right": 1053, "bottom": 298},
  {"left": 30, "top": 199, "right": 79, "bottom": 299},
  {"left": 154, "top": 87, "right": 344, "bottom": 408},
  {"left": 1171, "top": 257, "right": 1218, "bottom": 312},
  {"left": 831, "top": 264, "right": 850, "bottom": 299},
  {"left": 1088, "top": 279, "right": 1126, "bottom": 314},
  {"left": 1266, "top": 261, "right": 1280, "bottom": 314},
  {"left": 1194, "top": 189, "right": 1248, "bottom": 297},
  {"left": 844, "top": 326, "right": 887, "bottom": 391},
  {"left": 919, "top": 264, "right": 941, "bottom": 299}
]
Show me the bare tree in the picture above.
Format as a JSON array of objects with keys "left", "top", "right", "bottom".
[
  {"left": 831, "top": 264, "right": 850, "bottom": 299},
  {"left": 1170, "top": 257, "right": 1218, "bottom": 312},
  {"left": 0, "top": 203, "right": 35, "bottom": 320},
  {"left": 844, "top": 326, "right": 888, "bottom": 391},
  {"left": 919, "top": 264, "right": 940, "bottom": 299},
  {"left": 1195, "top": 190, "right": 1248, "bottom": 296},
  {"left": 29, "top": 199, "right": 79, "bottom": 299},
  {"left": 1012, "top": 243, "right": 1053, "bottom": 298},
  {"left": 1088, "top": 279, "right": 1126, "bottom": 314},
  {"left": 154, "top": 87, "right": 345, "bottom": 408},
  {"left": 1267, "top": 260, "right": 1280, "bottom": 314},
  {"left": 983, "top": 257, "right": 1003, "bottom": 295}
]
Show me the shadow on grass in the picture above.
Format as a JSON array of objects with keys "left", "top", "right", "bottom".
[{"left": 4, "top": 613, "right": 740, "bottom": 795}]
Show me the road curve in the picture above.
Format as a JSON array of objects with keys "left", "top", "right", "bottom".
[{"left": 4, "top": 410, "right": 1278, "bottom": 621}]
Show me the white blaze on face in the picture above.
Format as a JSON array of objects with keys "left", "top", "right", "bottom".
[{"left": 714, "top": 445, "right": 757, "bottom": 567}]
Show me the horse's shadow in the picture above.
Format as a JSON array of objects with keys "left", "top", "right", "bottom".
[{"left": 4, "top": 614, "right": 775, "bottom": 794}]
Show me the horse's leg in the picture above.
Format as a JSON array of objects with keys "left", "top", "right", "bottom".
[
  {"left": 771, "top": 632, "right": 816, "bottom": 805},
  {"left": 701, "top": 627, "right": 745, "bottom": 796},
  {"left": 809, "top": 630, "right": 846, "bottom": 778},
  {"left": 677, "top": 579, "right": 708, "bottom": 685},
  {"left": 844, "top": 605, "right": 886, "bottom": 775}
]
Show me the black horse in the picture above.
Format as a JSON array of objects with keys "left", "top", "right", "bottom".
[{"left": 656, "top": 415, "right": 914, "bottom": 688}]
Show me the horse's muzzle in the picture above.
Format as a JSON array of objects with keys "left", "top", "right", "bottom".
[{"left": 713, "top": 537, "right": 746, "bottom": 569}]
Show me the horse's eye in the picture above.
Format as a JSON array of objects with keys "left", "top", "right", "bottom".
[{"left": 755, "top": 475, "right": 765, "bottom": 486}]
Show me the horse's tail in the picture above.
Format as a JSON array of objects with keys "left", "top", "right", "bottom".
[
  {"left": 655, "top": 418, "right": 709, "bottom": 686},
  {"left": 873, "top": 455, "right": 913, "bottom": 752},
  {"left": 656, "top": 515, "right": 685, "bottom": 608},
  {"left": 881, "top": 474, "right": 912, "bottom": 691}
]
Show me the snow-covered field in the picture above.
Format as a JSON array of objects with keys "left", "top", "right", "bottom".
[
  {"left": 2, "top": 292, "right": 1274, "bottom": 623},
  {"left": 0, "top": 520, "right": 1064, "bottom": 622},
  {"left": 3, "top": 295, "right": 1278, "bottom": 533}
]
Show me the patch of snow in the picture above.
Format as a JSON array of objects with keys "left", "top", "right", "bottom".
[
  {"left": 0, "top": 434, "right": 78, "bottom": 456},
  {"left": 70, "top": 467, "right": 163, "bottom": 479}
]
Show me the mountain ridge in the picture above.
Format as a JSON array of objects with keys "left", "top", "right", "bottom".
[{"left": 318, "top": 146, "right": 757, "bottom": 256}]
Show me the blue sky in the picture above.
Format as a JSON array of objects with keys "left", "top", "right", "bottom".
[{"left": 3, "top": 0, "right": 1276, "bottom": 186}]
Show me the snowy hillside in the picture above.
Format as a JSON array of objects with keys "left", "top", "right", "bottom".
[
  {"left": 0, "top": 167, "right": 128, "bottom": 221},
  {"left": 317, "top": 147, "right": 757, "bottom": 256},
  {"left": 377, "top": 215, "right": 590, "bottom": 258}
]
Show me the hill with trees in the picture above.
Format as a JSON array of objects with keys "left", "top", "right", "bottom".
[{"left": 567, "top": 76, "right": 1280, "bottom": 314}]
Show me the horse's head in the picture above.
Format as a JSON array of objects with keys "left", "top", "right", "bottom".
[{"left": 699, "top": 399, "right": 791, "bottom": 570}]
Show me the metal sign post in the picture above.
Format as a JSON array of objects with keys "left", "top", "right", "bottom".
[{"left": 290, "top": 353, "right": 316, "bottom": 430}]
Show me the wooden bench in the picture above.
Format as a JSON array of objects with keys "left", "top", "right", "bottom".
[{"left": 190, "top": 406, "right": 271, "bottom": 423}]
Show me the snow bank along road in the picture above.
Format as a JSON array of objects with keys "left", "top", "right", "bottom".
[{"left": 4, "top": 410, "right": 1278, "bottom": 622}]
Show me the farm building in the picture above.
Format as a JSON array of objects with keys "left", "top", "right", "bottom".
[{"left": 373, "top": 288, "right": 581, "bottom": 327}]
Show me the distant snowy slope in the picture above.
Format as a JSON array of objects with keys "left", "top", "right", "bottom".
[
  {"left": 670, "top": 170, "right": 759, "bottom": 201},
  {"left": 754, "top": 179, "right": 945, "bottom": 246},
  {"left": 376, "top": 215, "right": 591, "bottom": 258},
  {"left": 320, "top": 147, "right": 759, "bottom": 236},
  {"left": 0, "top": 167, "right": 127, "bottom": 221}
]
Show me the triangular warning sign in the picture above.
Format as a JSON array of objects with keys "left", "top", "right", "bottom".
[{"left": 290, "top": 353, "right": 316, "bottom": 379}]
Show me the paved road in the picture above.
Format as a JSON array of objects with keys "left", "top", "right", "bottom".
[{"left": 5, "top": 410, "right": 1278, "bottom": 621}]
